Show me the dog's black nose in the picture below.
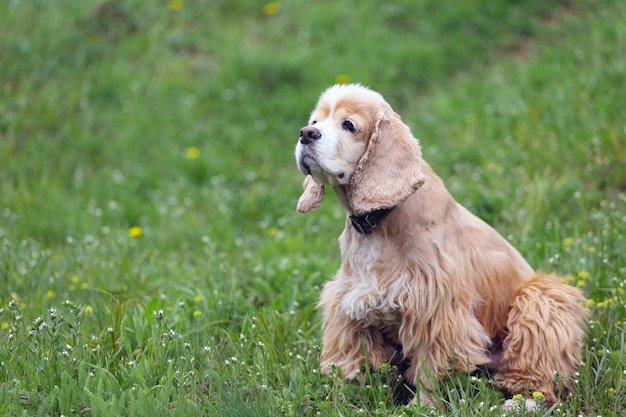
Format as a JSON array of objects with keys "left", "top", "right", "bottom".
[{"left": 299, "top": 126, "right": 321, "bottom": 145}]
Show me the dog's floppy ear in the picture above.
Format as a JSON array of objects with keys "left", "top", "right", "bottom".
[
  {"left": 349, "top": 110, "right": 425, "bottom": 215},
  {"left": 296, "top": 175, "right": 325, "bottom": 213}
]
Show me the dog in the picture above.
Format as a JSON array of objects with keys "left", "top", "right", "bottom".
[{"left": 294, "top": 84, "right": 587, "bottom": 408}]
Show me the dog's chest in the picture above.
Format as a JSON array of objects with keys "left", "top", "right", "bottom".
[
  {"left": 340, "top": 282, "right": 403, "bottom": 327},
  {"left": 338, "top": 236, "right": 405, "bottom": 326}
]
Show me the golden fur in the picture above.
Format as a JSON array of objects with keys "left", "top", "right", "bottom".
[{"left": 295, "top": 84, "right": 587, "bottom": 406}]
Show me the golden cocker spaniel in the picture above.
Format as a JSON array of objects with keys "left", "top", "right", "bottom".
[{"left": 295, "top": 84, "right": 586, "bottom": 408}]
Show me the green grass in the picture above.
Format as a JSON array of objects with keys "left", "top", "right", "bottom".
[{"left": 1, "top": 0, "right": 625, "bottom": 415}]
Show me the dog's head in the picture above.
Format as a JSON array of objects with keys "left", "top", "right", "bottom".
[{"left": 295, "top": 84, "right": 426, "bottom": 215}]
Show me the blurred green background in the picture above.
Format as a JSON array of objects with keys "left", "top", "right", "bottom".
[{"left": 1, "top": 0, "right": 625, "bottom": 415}]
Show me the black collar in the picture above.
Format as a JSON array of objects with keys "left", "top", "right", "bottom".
[{"left": 349, "top": 207, "right": 395, "bottom": 234}]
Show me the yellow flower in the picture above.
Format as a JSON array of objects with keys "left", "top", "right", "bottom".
[
  {"left": 193, "top": 310, "right": 203, "bottom": 317},
  {"left": 194, "top": 295, "right": 203, "bottom": 303},
  {"left": 267, "top": 227, "right": 278, "bottom": 236},
  {"left": 335, "top": 74, "right": 350, "bottom": 84},
  {"left": 0, "top": 322, "right": 9, "bottom": 330},
  {"left": 185, "top": 146, "right": 200, "bottom": 160},
  {"left": 607, "top": 387, "right": 616, "bottom": 394},
  {"left": 511, "top": 394, "right": 523, "bottom": 402},
  {"left": 532, "top": 391, "right": 545, "bottom": 401},
  {"left": 44, "top": 290, "right": 55, "bottom": 300},
  {"left": 586, "top": 298, "right": 596, "bottom": 308},
  {"left": 69, "top": 284, "right": 77, "bottom": 292},
  {"left": 562, "top": 237, "right": 574, "bottom": 247},
  {"left": 262, "top": 2, "right": 280, "bottom": 15},
  {"left": 585, "top": 245, "right": 596, "bottom": 253},
  {"left": 80, "top": 283, "right": 89, "bottom": 290},
  {"left": 128, "top": 226, "right": 143, "bottom": 238},
  {"left": 597, "top": 297, "right": 617, "bottom": 309},
  {"left": 84, "top": 305, "right": 94, "bottom": 314},
  {"left": 168, "top": 0, "right": 183, "bottom": 12},
  {"left": 71, "top": 276, "right": 81, "bottom": 284},
  {"left": 577, "top": 271, "right": 591, "bottom": 280}
]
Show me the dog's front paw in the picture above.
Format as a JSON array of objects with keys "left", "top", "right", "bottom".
[
  {"left": 502, "top": 398, "right": 538, "bottom": 414},
  {"left": 320, "top": 361, "right": 359, "bottom": 380},
  {"left": 408, "top": 392, "right": 435, "bottom": 408}
]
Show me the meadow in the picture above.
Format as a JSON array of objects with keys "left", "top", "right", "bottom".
[{"left": 1, "top": 0, "right": 625, "bottom": 415}]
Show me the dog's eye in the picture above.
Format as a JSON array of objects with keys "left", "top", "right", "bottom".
[
  {"left": 342, "top": 120, "right": 356, "bottom": 133},
  {"left": 311, "top": 120, "right": 317, "bottom": 125}
]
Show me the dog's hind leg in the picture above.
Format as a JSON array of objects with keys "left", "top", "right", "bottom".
[{"left": 495, "top": 274, "right": 587, "bottom": 403}]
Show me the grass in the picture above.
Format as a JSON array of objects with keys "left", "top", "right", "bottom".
[{"left": 1, "top": 0, "right": 625, "bottom": 415}]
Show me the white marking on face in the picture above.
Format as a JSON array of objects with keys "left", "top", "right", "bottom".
[{"left": 295, "top": 86, "right": 371, "bottom": 186}]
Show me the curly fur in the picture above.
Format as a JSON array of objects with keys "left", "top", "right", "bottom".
[{"left": 294, "top": 84, "right": 587, "bottom": 406}]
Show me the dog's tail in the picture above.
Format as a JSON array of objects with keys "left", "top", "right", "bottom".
[{"left": 495, "top": 273, "right": 587, "bottom": 403}]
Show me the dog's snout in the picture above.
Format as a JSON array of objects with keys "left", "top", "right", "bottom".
[{"left": 299, "top": 126, "right": 321, "bottom": 145}]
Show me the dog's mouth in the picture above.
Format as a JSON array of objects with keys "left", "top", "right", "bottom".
[
  {"left": 300, "top": 160, "right": 312, "bottom": 175},
  {"left": 297, "top": 148, "right": 318, "bottom": 176}
]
